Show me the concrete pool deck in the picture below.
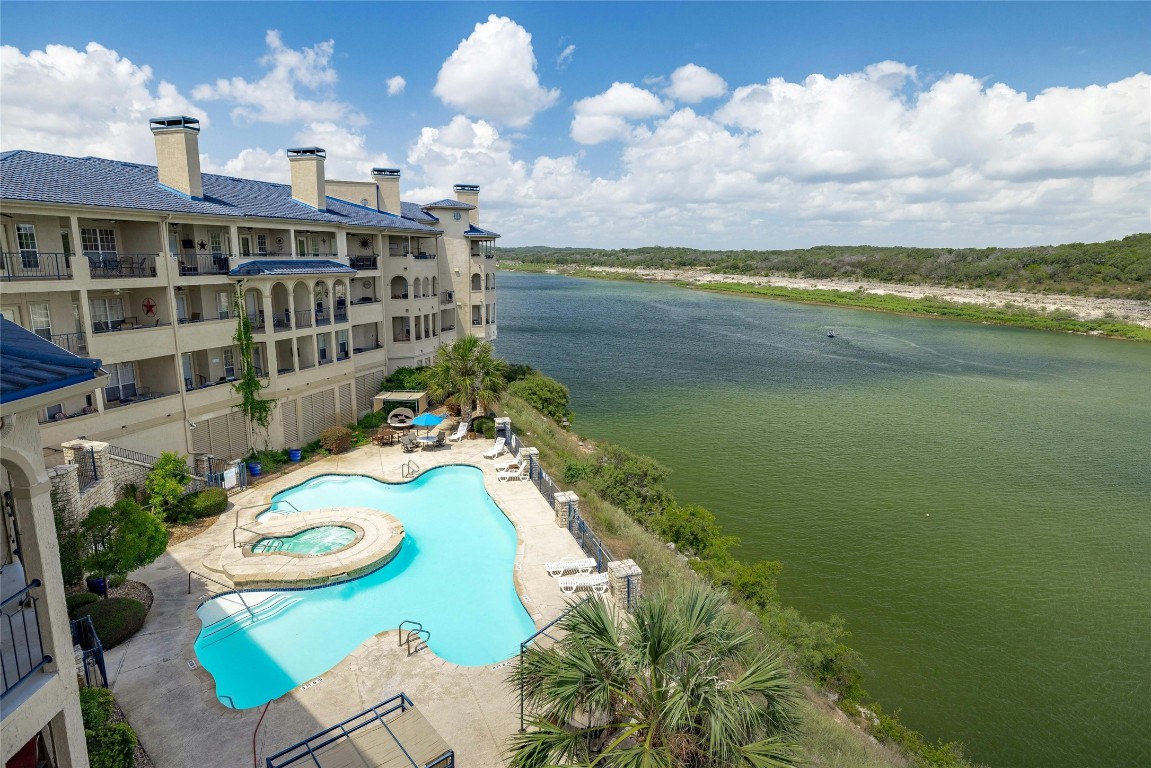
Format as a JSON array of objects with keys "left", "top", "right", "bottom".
[{"left": 106, "top": 437, "right": 593, "bottom": 767}]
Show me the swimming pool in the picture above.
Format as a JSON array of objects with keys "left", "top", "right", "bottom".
[
  {"left": 250, "top": 525, "right": 356, "bottom": 555},
  {"left": 194, "top": 466, "right": 536, "bottom": 709}
]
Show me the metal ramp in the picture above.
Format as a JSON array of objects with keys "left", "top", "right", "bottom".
[{"left": 264, "top": 693, "right": 453, "bottom": 768}]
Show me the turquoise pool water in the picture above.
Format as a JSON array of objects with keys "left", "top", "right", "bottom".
[
  {"left": 194, "top": 466, "right": 535, "bottom": 709},
  {"left": 250, "top": 525, "right": 356, "bottom": 554}
]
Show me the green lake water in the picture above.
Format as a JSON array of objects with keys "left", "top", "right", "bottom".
[{"left": 495, "top": 271, "right": 1151, "bottom": 768}]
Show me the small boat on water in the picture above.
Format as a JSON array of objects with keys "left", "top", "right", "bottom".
[{"left": 826, "top": 330, "right": 836, "bottom": 338}]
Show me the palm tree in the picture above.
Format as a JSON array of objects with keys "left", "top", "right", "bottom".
[
  {"left": 424, "top": 336, "right": 507, "bottom": 426},
  {"left": 508, "top": 583, "right": 801, "bottom": 768}
]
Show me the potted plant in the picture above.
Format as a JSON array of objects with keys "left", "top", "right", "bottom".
[
  {"left": 288, "top": 448, "right": 302, "bottom": 462},
  {"left": 247, "top": 455, "right": 262, "bottom": 476}
]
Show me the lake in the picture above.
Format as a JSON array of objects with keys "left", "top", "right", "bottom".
[{"left": 495, "top": 271, "right": 1151, "bottom": 768}]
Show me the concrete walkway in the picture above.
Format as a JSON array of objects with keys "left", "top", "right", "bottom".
[{"left": 108, "top": 437, "right": 591, "bottom": 768}]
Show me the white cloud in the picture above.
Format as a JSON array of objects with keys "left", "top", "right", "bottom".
[
  {"left": 665, "top": 64, "right": 727, "bottom": 103},
  {"left": 570, "top": 82, "right": 669, "bottom": 144},
  {"left": 557, "top": 44, "right": 576, "bottom": 70},
  {"left": 433, "top": 15, "right": 558, "bottom": 127},
  {"left": 0, "top": 42, "right": 203, "bottom": 162},
  {"left": 386, "top": 76, "right": 406, "bottom": 96},
  {"left": 192, "top": 30, "right": 363, "bottom": 126}
]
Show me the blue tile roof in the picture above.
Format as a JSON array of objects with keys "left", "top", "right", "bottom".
[
  {"left": 423, "top": 198, "right": 475, "bottom": 209},
  {"left": 229, "top": 260, "right": 357, "bottom": 277},
  {"left": 0, "top": 319, "right": 103, "bottom": 405},
  {"left": 400, "top": 201, "right": 438, "bottom": 223},
  {"left": 0, "top": 150, "right": 441, "bottom": 234},
  {"left": 465, "top": 224, "right": 501, "bottom": 238}
]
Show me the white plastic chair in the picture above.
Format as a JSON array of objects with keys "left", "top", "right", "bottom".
[
  {"left": 545, "top": 557, "right": 597, "bottom": 577},
  {"left": 482, "top": 437, "right": 506, "bottom": 459},
  {"left": 558, "top": 572, "right": 609, "bottom": 594},
  {"left": 447, "top": 421, "right": 469, "bottom": 442},
  {"left": 497, "top": 463, "right": 529, "bottom": 482}
]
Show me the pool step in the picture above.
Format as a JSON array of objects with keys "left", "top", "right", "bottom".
[{"left": 198, "top": 594, "right": 299, "bottom": 645}]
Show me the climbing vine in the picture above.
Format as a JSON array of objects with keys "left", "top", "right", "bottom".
[{"left": 232, "top": 283, "right": 275, "bottom": 444}]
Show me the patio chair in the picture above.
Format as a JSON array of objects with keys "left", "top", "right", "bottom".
[
  {"left": 545, "top": 556, "right": 597, "bottom": 577},
  {"left": 558, "top": 572, "right": 610, "bottom": 595},
  {"left": 400, "top": 435, "right": 418, "bottom": 453},
  {"left": 446, "top": 421, "right": 469, "bottom": 442},
  {"left": 433, "top": 431, "right": 447, "bottom": 448},
  {"left": 482, "top": 437, "right": 506, "bottom": 459},
  {"left": 494, "top": 454, "right": 520, "bottom": 472},
  {"left": 496, "top": 463, "right": 529, "bottom": 482}
]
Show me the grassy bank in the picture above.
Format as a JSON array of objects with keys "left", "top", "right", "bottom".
[
  {"left": 501, "top": 394, "right": 979, "bottom": 768},
  {"left": 693, "top": 281, "right": 1151, "bottom": 342}
]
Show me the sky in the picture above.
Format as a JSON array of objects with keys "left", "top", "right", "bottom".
[{"left": 1, "top": 2, "right": 1148, "bottom": 249}]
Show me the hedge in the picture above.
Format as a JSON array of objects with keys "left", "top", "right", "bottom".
[
  {"left": 73, "top": 598, "right": 148, "bottom": 649},
  {"left": 188, "top": 487, "right": 228, "bottom": 519}
]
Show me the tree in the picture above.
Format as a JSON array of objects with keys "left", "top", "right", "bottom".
[
  {"left": 81, "top": 498, "right": 168, "bottom": 592},
  {"left": 232, "top": 283, "right": 275, "bottom": 447},
  {"left": 145, "top": 452, "right": 190, "bottom": 523},
  {"left": 508, "top": 373, "right": 572, "bottom": 423},
  {"left": 423, "top": 336, "right": 507, "bottom": 425},
  {"left": 508, "top": 583, "right": 801, "bottom": 767}
]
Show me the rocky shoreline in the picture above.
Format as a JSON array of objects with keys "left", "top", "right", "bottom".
[{"left": 557, "top": 265, "right": 1151, "bottom": 328}]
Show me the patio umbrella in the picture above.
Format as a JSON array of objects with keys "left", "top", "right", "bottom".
[{"left": 411, "top": 412, "right": 445, "bottom": 434}]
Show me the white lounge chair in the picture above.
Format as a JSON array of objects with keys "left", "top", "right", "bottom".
[
  {"left": 545, "top": 556, "right": 597, "bottom": 577},
  {"left": 558, "top": 572, "right": 609, "bottom": 595},
  {"left": 497, "top": 463, "right": 529, "bottom": 482},
  {"left": 482, "top": 437, "right": 506, "bottom": 459},
  {"left": 494, "top": 454, "right": 520, "bottom": 472},
  {"left": 447, "top": 421, "right": 469, "bottom": 442}
]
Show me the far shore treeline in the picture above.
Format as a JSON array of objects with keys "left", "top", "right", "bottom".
[{"left": 497, "top": 233, "right": 1151, "bottom": 299}]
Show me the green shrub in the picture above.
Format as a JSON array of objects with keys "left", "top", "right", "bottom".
[
  {"left": 54, "top": 491, "right": 86, "bottom": 587},
  {"left": 563, "top": 460, "right": 595, "bottom": 484},
  {"left": 82, "top": 499, "right": 168, "bottom": 587},
  {"left": 188, "top": 487, "right": 229, "bottom": 519},
  {"left": 357, "top": 411, "right": 387, "bottom": 430},
  {"left": 88, "top": 722, "right": 137, "bottom": 768},
  {"left": 67, "top": 592, "right": 100, "bottom": 615},
  {"left": 248, "top": 449, "right": 287, "bottom": 474},
  {"left": 320, "top": 426, "right": 352, "bottom": 454},
  {"left": 504, "top": 362, "right": 537, "bottom": 383},
  {"left": 470, "top": 415, "right": 494, "bottom": 437},
  {"left": 381, "top": 366, "right": 428, "bottom": 391},
  {"left": 80, "top": 687, "right": 116, "bottom": 731},
  {"left": 508, "top": 373, "right": 572, "bottom": 423},
  {"left": 73, "top": 598, "right": 148, "bottom": 649}
]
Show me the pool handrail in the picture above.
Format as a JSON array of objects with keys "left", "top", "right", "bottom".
[{"left": 187, "top": 570, "right": 255, "bottom": 620}]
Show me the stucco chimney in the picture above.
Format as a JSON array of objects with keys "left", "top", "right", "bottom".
[
  {"left": 454, "top": 183, "right": 480, "bottom": 225},
  {"left": 149, "top": 116, "right": 203, "bottom": 199},
  {"left": 372, "top": 168, "right": 401, "bottom": 214},
  {"left": 287, "top": 147, "right": 327, "bottom": 210}
]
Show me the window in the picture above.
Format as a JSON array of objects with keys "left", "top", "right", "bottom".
[
  {"left": 104, "top": 362, "right": 137, "bottom": 402},
  {"left": 90, "top": 297, "right": 125, "bottom": 332},
  {"left": 60, "top": 229, "right": 73, "bottom": 268},
  {"left": 256, "top": 235, "right": 268, "bottom": 255},
  {"left": 240, "top": 235, "right": 252, "bottom": 257},
  {"left": 30, "top": 303, "right": 51, "bottom": 339},
  {"left": 81, "top": 228, "right": 116, "bottom": 256},
  {"left": 317, "top": 335, "right": 328, "bottom": 362},
  {"left": 216, "top": 292, "right": 230, "bottom": 320},
  {"left": 168, "top": 231, "right": 179, "bottom": 256},
  {"left": 222, "top": 348, "right": 236, "bottom": 379},
  {"left": 337, "top": 329, "right": 349, "bottom": 358},
  {"left": 0, "top": 307, "right": 18, "bottom": 323},
  {"left": 471, "top": 273, "right": 482, "bottom": 291},
  {"left": 16, "top": 224, "right": 38, "bottom": 269}
]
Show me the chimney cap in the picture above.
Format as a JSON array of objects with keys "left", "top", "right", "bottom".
[
  {"left": 286, "top": 147, "right": 327, "bottom": 159},
  {"left": 372, "top": 168, "right": 401, "bottom": 177},
  {"left": 149, "top": 116, "right": 201, "bottom": 133},
  {"left": 453, "top": 183, "right": 480, "bottom": 192}
]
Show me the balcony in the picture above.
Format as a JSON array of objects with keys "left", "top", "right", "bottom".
[
  {"left": 392, "top": 333, "right": 411, "bottom": 343},
  {"left": 349, "top": 255, "right": 378, "bottom": 270},
  {"left": 1, "top": 579, "right": 51, "bottom": 701},
  {"left": 92, "top": 317, "right": 170, "bottom": 334},
  {"left": 472, "top": 319, "right": 484, "bottom": 326},
  {"left": 103, "top": 387, "right": 177, "bottom": 410},
  {"left": 294, "top": 310, "right": 312, "bottom": 329},
  {"left": 0, "top": 252, "right": 73, "bottom": 281},
  {"left": 50, "top": 331, "right": 87, "bottom": 355},
  {"left": 177, "top": 253, "right": 231, "bottom": 276},
  {"left": 86, "top": 253, "right": 158, "bottom": 279},
  {"left": 440, "top": 291, "right": 454, "bottom": 305},
  {"left": 315, "top": 309, "right": 331, "bottom": 326},
  {"left": 390, "top": 292, "right": 409, "bottom": 300},
  {"left": 334, "top": 309, "right": 348, "bottom": 324}
]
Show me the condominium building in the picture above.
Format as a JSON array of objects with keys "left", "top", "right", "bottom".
[{"left": 0, "top": 117, "right": 499, "bottom": 460}]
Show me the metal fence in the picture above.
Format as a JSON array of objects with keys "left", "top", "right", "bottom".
[
  {"left": 76, "top": 448, "right": 99, "bottom": 491},
  {"left": 565, "top": 508, "right": 615, "bottom": 574},
  {"left": 70, "top": 614, "right": 107, "bottom": 689}
]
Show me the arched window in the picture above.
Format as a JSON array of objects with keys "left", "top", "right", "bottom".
[{"left": 471, "top": 273, "right": 482, "bottom": 291}]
